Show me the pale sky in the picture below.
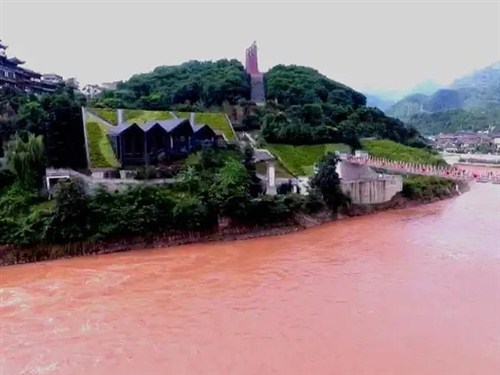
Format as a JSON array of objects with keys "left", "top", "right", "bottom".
[{"left": 1, "top": 0, "right": 499, "bottom": 93}]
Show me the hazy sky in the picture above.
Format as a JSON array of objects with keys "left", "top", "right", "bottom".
[{"left": 1, "top": 0, "right": 499, "bottom": 92}]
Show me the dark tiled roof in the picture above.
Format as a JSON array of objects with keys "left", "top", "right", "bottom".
[
  {"left": 108, "top": 123, "right": 133, "bottom": 135},
  {"left": 107, "top": 119, "right": 191, "bottom": 135},
  {"left": 142, "top": 119, "right": 188, "bottom": 132}
]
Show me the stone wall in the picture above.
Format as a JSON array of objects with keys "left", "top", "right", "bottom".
[{"left": 340, "top": 176, "right": 403, "bottom": 205}]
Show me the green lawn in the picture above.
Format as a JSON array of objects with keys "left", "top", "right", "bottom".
[
  {"left": 88, "top": 108, "right": 118, "bottom": 125},
  {"left": 174, "top": 112, "right": 190, "bottom": 119},
  {"left": 194, "top": 112, "right": 236, "bottom": 141},
  {"left": 86, "top": 121, "right": 120, "bottom": 168},
  {"left": 124, "top": 109, "right": 173, "bottom": 124},
  {"left": 266, "top": 143, "right": 350, "bottom": 176},
  {"left": 362, "top": 139, "right": 446, "bottom": 166}
]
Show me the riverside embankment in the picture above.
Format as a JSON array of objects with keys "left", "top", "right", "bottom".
[{"left": 0, "top": 179, "right": 466, "bottom": 266}]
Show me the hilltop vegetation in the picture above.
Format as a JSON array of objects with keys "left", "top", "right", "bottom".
[
  {"left": 266, "top": 143, "right": 350, "bottom": 176},
  {"left": 91, "top": 62, "right": 423, "bottom": 150},
  {"left": 265, "top": 65, "right": 366, "bottom": 108},
  {"left": 92, "top": 60, "right": 250, "bottom": 109},
  {"left": 261, "top": 65, "right": 424, "bottom": 148},
  {"left": 386, "top": 62, "right": 500, "bottom": 134}
]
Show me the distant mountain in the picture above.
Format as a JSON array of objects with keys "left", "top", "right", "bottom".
[
  {"left": 365, "top": 94, "right": 394, "bottom": 111},
  {"left": 386, "top": 62, "right": 500, "bottom": 134},
  {"left": 364, "top": 80, "right": 442, "bottom": 105},
  {"left": 451, "top": 61, "right": 500, "bottom": 90},
  {"left": 410, "top": 80, "right": 442, "bottom": 96}
]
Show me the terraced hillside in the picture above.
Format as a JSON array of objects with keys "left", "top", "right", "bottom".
[{"left": 266, "top": 143, "right": 350, "bottom": 176}]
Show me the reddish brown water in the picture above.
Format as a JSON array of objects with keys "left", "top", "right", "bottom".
[{"left": 1, "top": 184, "right": 499, "bottom": 375}]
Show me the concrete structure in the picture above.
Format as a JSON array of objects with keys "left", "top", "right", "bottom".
[
  {"left": 341, "top": 176, "right": 403, "bottom": 205},
  {"left": 245, "top": 41, "right": 260, "bottom": 75},
  {"left": 336, "top": 160, "right": 403, "bottom": 204},
  {"left": 254, "top": 148, "right": 277, "bottom": 195},
  {"left": 245, "top": 42, "right": 265, "bottom": 105}
]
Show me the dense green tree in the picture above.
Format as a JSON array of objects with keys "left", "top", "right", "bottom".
[
  {"left": 93, "top": 59, "right": 250, "bottom": 109},
  {"left": 4, "top": 133, "right": 45, "bottom": 190},
  {"left": 265, "top": 65, "right": 366, "bottom": 108},
  {"left": 309, "top": 153, "right": 348, "bottom": 211},
  {"left": 45, "top": 179, "right": 90, "bottom": 242}
]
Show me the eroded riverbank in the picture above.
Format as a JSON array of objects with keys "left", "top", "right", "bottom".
[{"left": 0, "top": 183, "right": 465, "bottom": 266}]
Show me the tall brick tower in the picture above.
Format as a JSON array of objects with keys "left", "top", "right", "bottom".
[
  {"left": 245, "top": 41, "right": 259, "bottom": 75},
  {"left": 245, "top": 41, "right": 265, "bottom": 104}
]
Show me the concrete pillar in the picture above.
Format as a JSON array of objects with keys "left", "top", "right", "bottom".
[
  {"left": 267, "top": 161, "right": 277, "bottom": 195},
  {"left": 335, "top": 161, "right": 343, "bottom": 180},
  {"left": 117, "top": 108, "right": 124, "bottom": 124}
]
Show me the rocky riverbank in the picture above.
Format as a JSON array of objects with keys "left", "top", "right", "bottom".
[{"left": 0, "top": 181, "right": 468, "bottom": 267}]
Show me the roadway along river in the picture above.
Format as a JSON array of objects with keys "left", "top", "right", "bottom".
[{"left": 1, "top": 184, "right": 499, "bottom": 375}]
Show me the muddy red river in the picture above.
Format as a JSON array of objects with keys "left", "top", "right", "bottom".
[{"left": 1, "top": 184, "right": 499, "bottom": 375}]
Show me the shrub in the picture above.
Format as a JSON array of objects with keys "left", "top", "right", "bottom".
[{"left": 402, "top": 175, "right": 455, "bottom": 200}]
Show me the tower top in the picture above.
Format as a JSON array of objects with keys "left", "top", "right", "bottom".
[{"left": 245, "top": 41, "right": 260, "bottom": 75}]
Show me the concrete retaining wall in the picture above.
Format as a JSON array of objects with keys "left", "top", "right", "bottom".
[{"left": 341, "top": 175, "right": 403, "bottom": 205}]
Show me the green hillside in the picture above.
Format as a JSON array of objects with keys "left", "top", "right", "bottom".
[
  {"left": 88, "top": 108, "right": 118, "bottom": 125},
  {"left": 92, "top": 59, "right": 250, "bottom": 109},
  {"left": 265, "top": 65, "right": 366, "bottom": 108},
  {"left": 266, "top": 143, "right": 350, "bottom": 176},
  {"left": 362, "top": 139, "right": 446, "bottom": 166},
  {"left": 194, "top": 112, "right": 235, "bottom": 141},
  {"left": 85, "top": 121, "right": 120, "bottom": 168},
  {"left": 406, "top": 105, "right": 500, "bottom": 135}
]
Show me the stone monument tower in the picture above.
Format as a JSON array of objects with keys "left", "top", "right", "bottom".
[{"left": 245, "top": 41, "right": 265, "bottom": 104}]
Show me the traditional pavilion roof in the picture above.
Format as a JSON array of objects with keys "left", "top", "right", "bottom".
[{"left": 8, "top": 57, "right": 24, "bottom": 65}]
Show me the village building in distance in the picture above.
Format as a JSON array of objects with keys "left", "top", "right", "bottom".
[{"left": 433, "top": 129, "right": 500, "bottom": 153}]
